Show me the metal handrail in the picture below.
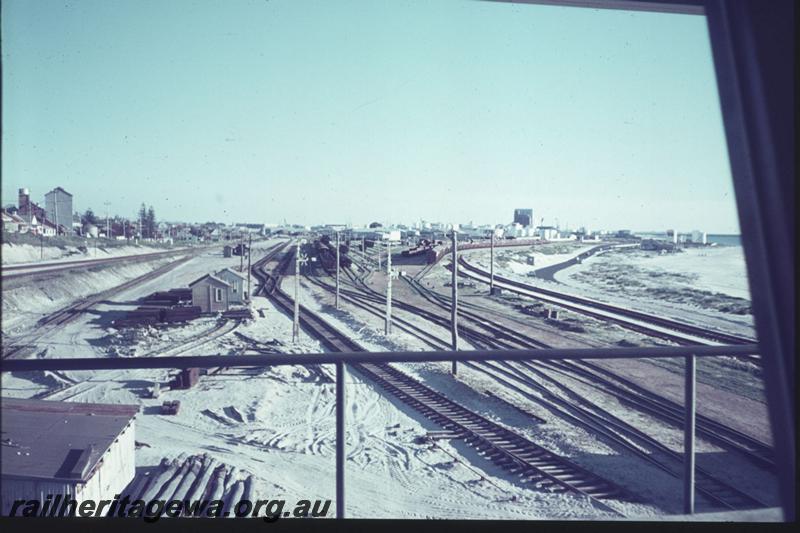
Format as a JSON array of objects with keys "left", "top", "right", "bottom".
[
  {"left": 0, "top": 343, "right": 761, "bottom": 518},
  {"left": 0, "top": 343, "right": 758, "bottom": 373}
]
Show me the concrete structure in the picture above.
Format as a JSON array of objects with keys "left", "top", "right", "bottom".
[
  {"left": 1, "top": 399, "right": 138, "bottom": 516},
  {"left": 215, "top": 268, "right": 249, "bottom": 304},
  {"left": 189, "top": 274, "right": 231, "bottom": 313},
  {"left": 514, "top": 208, "right": 534, "bottom": 227},
  {"left": 45, "top": 187, "right": 73, "bottom": 233}
]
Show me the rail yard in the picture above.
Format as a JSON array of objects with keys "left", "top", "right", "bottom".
[{"left": 0, "top": 233, "right": 775, "bottom": 519}]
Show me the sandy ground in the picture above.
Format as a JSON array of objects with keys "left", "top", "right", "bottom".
[
  {"left": 0, "top": 241, "right": 779, "bottom": 519},
  {"left": 1, "top": 242, "right": 172, "bottom": 266}
]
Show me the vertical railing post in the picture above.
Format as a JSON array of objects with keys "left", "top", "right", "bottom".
[
  {"left": 336, "top": 361, "right": 346, "bottom": 519},
  {"left": 684, "top": 354, "right": 696, "bottom": 514}
]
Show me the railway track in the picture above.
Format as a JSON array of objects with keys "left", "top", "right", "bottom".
[
  {"left": 400, "top": 274, "right": 774, "bottom": 470},
  {"left": 250, "top": 244, "right": 632, "bottom": 513},
  {"left": 455, "top": 256, "right": 756, "bottom": 347},
  {"left": 307, "top": 256, "right": 771, "bottom": 511},
  {"left": 33, "top": 317, "right": 246, "bottom": 402},
  {"left": 2, "top": 254, "right": 196, "bottom": 359},
  {"left": 1, "top": 245, "right": 215, "bottom": 280}
]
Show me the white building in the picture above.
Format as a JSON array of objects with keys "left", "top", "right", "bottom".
[
  {"left": 1, "top": 399, "right": 138, "bottom": 516},
  {"left": 537, "top": 226, "right": 559, "bottom": 240}
]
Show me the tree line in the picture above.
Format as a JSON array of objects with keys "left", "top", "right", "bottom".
[{"left": 80, "top": 203, "right": 157, "bottom": 238}]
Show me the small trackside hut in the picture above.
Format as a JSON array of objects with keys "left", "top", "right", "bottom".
[
  {"left": 1, "top": 399, "right": 138, "bottom": 516},
  {"left": 214, "top": 267, "right": 249, "bottom": 305},
  {"left": 189, "top": 274, "right": 231, "bottom": 313}
]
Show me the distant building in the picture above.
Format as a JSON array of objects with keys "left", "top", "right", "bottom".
[
  {"left": 537, "top": 226, "right": 559, "bottom": 240},
  {"left": 215, "top": 268, "right": 249, "bottom": 305},
  {"left": 189, "top": 274, "right": 231, "bottom": 313},
  {"left": 513, "top": 208, "right": 534, "bottom": 228},
  {"left": 83, "top": 223, "right": 99, "bottom": 238},
  {"left": 17, "top": 188, "right": 47, "bottom": 225},
  {"left": 1, "top": 210, "right": 29, "bottom": 233},
  {"left": 45, "top": 187, "right": 73, "bottom": 233},
  {"left": 1, "top": 398, "right": 138, "bottom": 516}
]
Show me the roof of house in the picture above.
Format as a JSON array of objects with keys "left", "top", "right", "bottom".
[
  {"left": 188, "top": 274, "right": 231, "bottom": 288},
  {"left": 10, "top": 213, "right": 26, "bottom": 223},
  {"left": 1, "top": 398, "right": 138, "bottom": 483},
  {"left": 215, "top": 267, "right": 248, "bottom": 281}
]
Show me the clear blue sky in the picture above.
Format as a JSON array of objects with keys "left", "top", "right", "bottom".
[{"left": 2, "top": 0, "right": 740, "bottom": 232}]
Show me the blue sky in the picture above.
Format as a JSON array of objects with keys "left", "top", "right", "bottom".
[{"left": 2, "top": 0, "right": 740, "bottom": 232}]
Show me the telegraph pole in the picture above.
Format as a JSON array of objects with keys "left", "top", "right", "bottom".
[
  {"left": 247, "top": 233, "right": 252, "bottom": 301},
  {"left": 376, "top": 240, "right": 381, "bottom": 270},
  {"left": 385, "top": 240, "right": 392, "bottom": 335},
  {"left": 451, "top": 230, "right": 459, "bottom": 374},
  {"left": 240, "top": 232, "right": 244, "bottom": 272},
  {"left": 104, "top": 202, "right": 111, "bottom": 240},
  {"left": 335, "top": 231, "right": 341, "bottom": 310},
  {"left": 489, "top": 231, "right": 495, "bottom": 294},
  {"left": 293, "top": 240, "right": 307, "bottom": 343}
]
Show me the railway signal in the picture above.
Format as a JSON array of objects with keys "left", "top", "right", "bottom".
[{"left": 293, "top": 239, "right": 308, "bottom": 343}]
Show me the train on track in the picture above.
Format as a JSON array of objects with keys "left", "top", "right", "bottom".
[{"left": 312, "top": 239, "right": 352, "bottom": 270}]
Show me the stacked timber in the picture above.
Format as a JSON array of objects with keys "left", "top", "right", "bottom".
[
  {"left": 113, "top": 306, "right": 164, "bottom": 328},
  {"left": 222, "top": 308, "right": 253, "bottom": 320},
  {"left": 143, "top": 288, "right": 192, "bottom": 305},
  {"left": 162, "top": 306, "right": 202, "bottom": 323}
]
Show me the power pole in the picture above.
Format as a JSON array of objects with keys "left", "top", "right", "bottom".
[
  {"left": 240, "top": 232, "right": 244, "bottom": 272},
  {"left": 451, "top": 230, "right": 459, "bottom": 374},
  {"left": 104, "top": 202, "right": 110, "bottom": 240},
  {"left": 293, "top": 240, "right": 308, "bottom": 343},
  {"left": 335, "top": 231, "right": 341, "bottom": 310},
  {"left": 489, "top": 230, "right": 495, "bottom": 294},
  {"left": 376, "top": 240, "right": 382, "bottom": 270},
  {"left": 247, "top": 233, "right": 252, "bottom": 301},
  {"left": 385, "top": 240, "right": 393, "bottom": 335}
]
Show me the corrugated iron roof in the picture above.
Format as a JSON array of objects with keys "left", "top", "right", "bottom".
[
  {"left": 1, "top": 398, "right": 138, "bottom": 483},
  {"left": 188, "top": 274, "right": 231, "bottom": 288},
  {"left": 215, "top": 267, "right": 248, "bottom": 280}
]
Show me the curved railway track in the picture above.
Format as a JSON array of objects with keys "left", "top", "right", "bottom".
[
  {"left": 249, "top": 244, "right": 632, "bottom": 514},
  {"left": 455, "top": 256, "right": 756, "bottom": 347},
  {"left": 401, "top": 274, "right": 773, "bottom": 469},
  {"left": 303, "top": 255, "right": 771, "bottom": 511},
  {"left": 2, "top": 254, "right": 196, "bottom": 359},
  {"left": 33, "top": 317, "right": 245, "bottom": 402}
]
